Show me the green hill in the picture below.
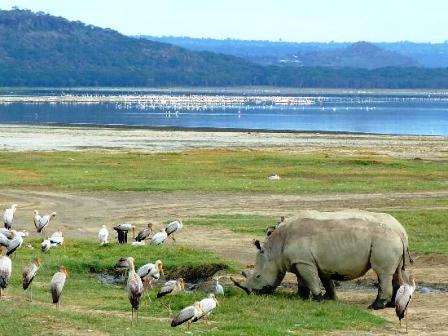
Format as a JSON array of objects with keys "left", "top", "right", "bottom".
[
  {"left": 0, "top": 9, "right": 265, "bottom": 86},
  {"left": 1, "top": 9, "right": 448, "bottom": 88}
]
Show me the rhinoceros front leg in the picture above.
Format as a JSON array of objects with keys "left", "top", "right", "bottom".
[
  {"left": 293, "top": 263, "right": 323, "bottom": 302},
  {"left": 295, "top": 274, "right": 310, "bottom": 300},
  {"left": 321, "top": 278, "right": 337, "bottom": 300}
]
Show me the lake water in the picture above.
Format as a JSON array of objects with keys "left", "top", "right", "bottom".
[{"left": 0, "top": 91, "right": 447, "bottom": 135}]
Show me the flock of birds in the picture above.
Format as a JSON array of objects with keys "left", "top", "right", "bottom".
[
  {"left": 0, "top": 203, "right": 417, "bottom": 331},
  {"left": 0, "top": 203, "right": 225, "bottom": 330}
]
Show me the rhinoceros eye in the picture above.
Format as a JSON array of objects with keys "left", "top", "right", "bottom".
[{"left": 256, "top": 274, "right": 261, "bottom": 279}]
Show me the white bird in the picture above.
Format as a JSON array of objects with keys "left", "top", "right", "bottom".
[
  {"left": 395, "top": 273, "right": 416, "bottom": 333},
  {"left": 125, "top": 257, "right": 144, "bottom": 322},
  {"left": 3, "top": 204, "right": 17, "bottom": 229},
  {"left": 214, "top": 278, "right": 224, "bottom": 296},
  {"left": 198, "top": 293, "right": 219, "bottom": 323},
  {"left": 0, "top": 228, "right": 13, "bottom": 239},
  {"left": 98, "top": 225, "right": 109, "bottom": 245},
  {"left": 22, "top": 258, "right": 42, "bottom": 301},
  {"left": 150, "top": 230, "right": 168, "bottom": 245},
  {"left": 33, "top": 210, "right": 42, "bottom": 229},
  {"left": 0, "top": 246, "right": 12, "bottom": 297},
  {"left": 171, "top": 301, "right": 204, "bottom": 329},
  {"left": 50, "top": 266, "right": 68, "bottom": 307},
  {"left": 267, "top": 174, "right": 280, "bottom": 180},
  {"left": 165, "top": 219, "right": 183, "bottom": 241},
  {"left": 34, "top": 211, "right": 56, "bottom": 235}
]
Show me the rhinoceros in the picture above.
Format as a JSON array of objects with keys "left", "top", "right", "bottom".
[{"left": 232, "top": 210, "right": 412, "bottom": 310}]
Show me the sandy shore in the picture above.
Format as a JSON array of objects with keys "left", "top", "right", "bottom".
[{"left": 1, "top": 124, "right": 447, "bottom": 160}]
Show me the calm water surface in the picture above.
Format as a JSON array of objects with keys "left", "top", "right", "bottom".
[{"left": 0, "top": 92, "right": 447, "bottom": 135}]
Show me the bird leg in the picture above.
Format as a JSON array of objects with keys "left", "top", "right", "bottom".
[{"left": 171, "top": 235, "right": 176, "bottom": 242}]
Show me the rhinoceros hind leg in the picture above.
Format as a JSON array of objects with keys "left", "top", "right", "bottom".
[
  {"left": 322, "top": 278, "right": 337, "bottom": 300},
  {"left": 368, "top": 298, "right": 387, "bottom": 310},
  {"left": 369, "top": 272, "right": 393, "bottom": 310}
]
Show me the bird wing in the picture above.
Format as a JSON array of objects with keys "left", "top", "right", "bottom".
[
  {"left": 0, "top": 256, "right": 12, "bottom": 289},
  {"left": 3, "top": 208, "right": 13, "bottom": 224},
  {"left": 22, "top": 264, "right": 37, "bottom": 289},
  {"left": 137, "top": 263, "right": 153, "bottom": 278},
  {"left": 171, "top": 306, "right": 195, "bottom": 327},
  {"left": 50, "top": 272, "right": 66, "bottom": 303},
  {"left": 165, "top": 221, "right": 181, "bottom": 235},
  {"left": 199, "top": 298, "right": 217, "bottom": 315},
  {"left": 135, "top": 228, "right": 151, "bottom": 242},
  {"left": 395, "top": 285, "right": 412, "bottom": 319},
  {"left": 6, "top": 239, "right": 20, "bottom": 255},
  {"left": 34, "top": 214, "right": 42, "bottom": 228},
  {"left": 0, "top": 233, "right": 10, "bottom": 247},
  {"left": 151, "top": 232, "right": 167, "bottom": 245},
  {"left": 157, "top": 280, "right": 176, "bottom": 298}
]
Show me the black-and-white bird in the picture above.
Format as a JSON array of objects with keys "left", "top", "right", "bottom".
[
  {"left": 7, "top": 230, "right": 28, "bottom": 256},
  {"left": 137, "top": 259, "right": 164, "bottom": 283},
  {"left": 0, "top": 246, "right": 12, "bottom": 297},
  {"left": 50, "top": 266, "right": 68, "bottom": 307},
  {"left": 3, "top": 204, "right": 17, "bottom": 229},
  {"left": 171, "top": 301, "right": 204, "bottom": 329},
  {"left": 135, "top": 223, "right": 153, "bottom": 242},
  {"left": 49, "top": 229, "right": 64, "bottom": 246},
  {"left": 157, "top": 278, "right": 185, "bottom": 298},
  {"left": 395, "top": 273, "right": 416, "bottom": 333},
  {"left": 165, "top": 219, "right": 183, "bottom": 241},
  {"left": 34, "top": 211, "right": 56, "bottom": 235},
  {"left": 22, "top": 258, "right": 42, "bottom": 301},
  {"left": 113, "top": 223, "right": 136, "bottom": 244}
]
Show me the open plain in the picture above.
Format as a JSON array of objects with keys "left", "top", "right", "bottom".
[{"left": 0, "top": 125, "right": 447, "bottom": 335}]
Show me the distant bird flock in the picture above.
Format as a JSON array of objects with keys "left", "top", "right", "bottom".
[{"left": 0, "top": 203, "right": 222, "bottom": 330}]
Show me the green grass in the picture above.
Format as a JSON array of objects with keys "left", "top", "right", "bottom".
[
  {"left": 0, "top": 150, "right": 447, "bottom": 193},
  {"left": 186, "top": 214, "right": 277, "bottom": 234},
  {"left": 0, "top": 240, "right": 385, "bottom": 336},
  {"left": 390, "top": 210, "right": 448, "bottom": 254},
  {"left": 186, "top": 211, "right": 448, "bottom": 255}
]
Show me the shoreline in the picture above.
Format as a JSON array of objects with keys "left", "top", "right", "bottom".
[{"left": 1, "top": 124, "right": 447, "bottom": 160}]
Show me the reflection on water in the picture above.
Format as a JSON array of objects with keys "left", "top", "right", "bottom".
[{"left": 0, "top": 94, "right": 447, "bottom": 135}]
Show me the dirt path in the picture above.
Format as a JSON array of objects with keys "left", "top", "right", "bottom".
[{"left": 1, "top": 188, "right": 447, "bottom": 335}]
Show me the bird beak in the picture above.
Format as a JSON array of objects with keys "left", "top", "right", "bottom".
[{"left": 159, "top": 265, "right": 164, "bottom": 275}]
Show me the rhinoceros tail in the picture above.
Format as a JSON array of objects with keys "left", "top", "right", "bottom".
[
  {"left": 399, "top": 235, "right": 407, "bottom": 271},
  {"left": 407, "top": 247, "right": 414, "bottom": 264}
]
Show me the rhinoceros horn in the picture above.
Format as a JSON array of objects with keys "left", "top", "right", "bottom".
[{"left": 230, "top": 276, "right": 251, "bottom": 295}]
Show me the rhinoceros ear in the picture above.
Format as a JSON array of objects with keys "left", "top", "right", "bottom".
[{"left": 253, "top": 239, "right": 262, "bottom": 251}]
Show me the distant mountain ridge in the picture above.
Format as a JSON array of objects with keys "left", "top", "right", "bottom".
[
  {"left": 1, "top": 9, "right": 448, "bottom": 88},
  {"left": 142, "top": 36, "right": 448, "bottom": 68},
  {"left": 277, "top": 42, "right": 419, "bottom": 69}
]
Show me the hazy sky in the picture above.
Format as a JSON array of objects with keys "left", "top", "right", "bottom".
[{"left": 1, "top": 0, "right": 447, "bottom": 42}]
